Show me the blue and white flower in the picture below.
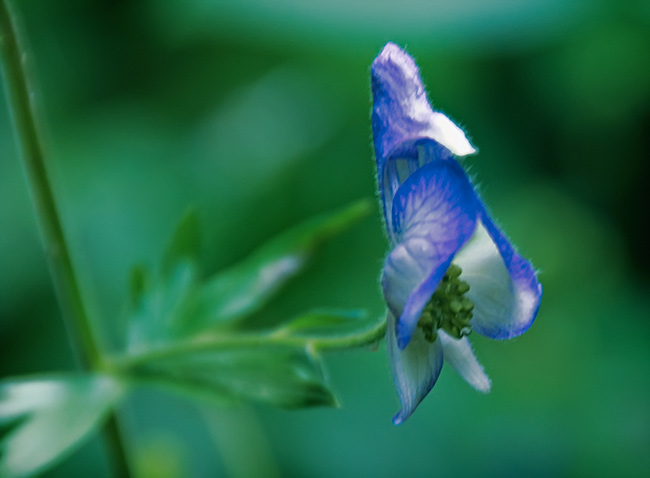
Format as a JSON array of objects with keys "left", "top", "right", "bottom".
[{"left": 372, "top": 43, "right": 542, "bottom": 425}]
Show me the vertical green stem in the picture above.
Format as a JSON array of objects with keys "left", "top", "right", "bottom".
[
  {"left": 0, "top": 0, "right": 100, "bottom": 371},
  {"left": 0, "top": 1, "right": 130, "bottom": 476}
]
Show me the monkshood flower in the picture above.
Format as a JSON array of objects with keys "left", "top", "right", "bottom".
[{"left": 372, "top": 43, "right": 542, "bottom": 425}]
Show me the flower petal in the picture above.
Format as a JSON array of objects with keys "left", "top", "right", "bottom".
[
  {"left": 382, "top": 160, "right": 478, "bottom": 349},
  {"left": 387, "top": 312, "right": 443, "bottom": 425},
  {"left": 371, "top": 43, "right": 477, "bottom": 236},
  {"left": 438, "top": 331, "right": 491, "bottom": 392},
  {"left": 371, "top": 42, "right": 476, "bottom": 166},
  {"left": 453, "top": 210, "right": 542, "bottom": 340},
  {"left": 378, "top": 140, "right": 454, "bottom": 240}
]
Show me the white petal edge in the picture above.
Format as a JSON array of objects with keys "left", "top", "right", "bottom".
[
  {"left": 387, "top": 312, "right": 443, "bottom": 425},
  {"left": 423, "top": 112, "right": 476, "bottom": 157},
  {"left": 382, "top": 238, "right": 432, "bottom": 320},
  {"left": 373, "top": 43, "right": 476, "bottom": 158},
  {"left": 453, "top": 220, "right": 538, "bottom": 339},
  {"left": 438, "top": 331, "right": 491, "bottom": 393}
]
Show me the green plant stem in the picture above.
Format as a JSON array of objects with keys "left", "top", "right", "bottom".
[
  {"left": 111, "top": 318, "right": 387, "bottom": 371},
  {"left": 0, "top": 0, "right": 100, "bottom": 371},
  {"left": 0, "top": 1, "right": 130, "bottom": 476}
]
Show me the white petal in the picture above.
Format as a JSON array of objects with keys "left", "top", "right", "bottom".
[
  {"left": 439, "top": 331, "right": 491, "bottom": 393},
  {"left": 424, "top": 112, "right": 476, "bottom": 157},
  {"left": 382, "top": 238, "right": 433, "bottom": 319},
  {"left": 386, "top": 312, "right": 443, "bottom": 425},
  {"left": 453, "top": 220, "right": 540, "bottom": 339}
]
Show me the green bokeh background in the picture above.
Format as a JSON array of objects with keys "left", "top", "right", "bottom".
[{"left": 1, "top": 0, "right": 649, "bottom": 476}]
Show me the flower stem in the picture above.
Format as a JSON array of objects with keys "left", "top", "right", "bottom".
[
  {"left": 111, "top": 318, "right": 387, "bottom": 371},
  {"left": 0, "top": 1, "right": 130, "bottom": 475}
]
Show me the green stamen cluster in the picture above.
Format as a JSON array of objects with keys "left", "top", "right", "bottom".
[{"left": 417, "top": 264, "right": 474, "bottom": 342}]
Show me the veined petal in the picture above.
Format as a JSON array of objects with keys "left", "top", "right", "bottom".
[
  {"left": 382, "top": 160, "right": 478, "bottom": 349},
  {"left": 453, "top": 210, "right": 542, "bottom": 340},
  {"left": 438, "top": 331, "right": 491, "bottom": 393},
  {"left": 372, "top": 44, "right": 477, "bottom": 236},
  {"left": 387, "top": 312, "right": 443, "bottom": 426},
  {"left": 379, "top": 140, "right": 454, "bottom": 239}
]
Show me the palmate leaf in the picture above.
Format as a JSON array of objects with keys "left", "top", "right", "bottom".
[
  {"left": 120, "top": 201, "right": 373, "bottom": 411},
  {"left": 125, "top": 200, "right": 372, "bottom": 348},
  {"left": 118, "top": 309, "right": 385, "bottom": 410},
  {"left": 127, "top": 343, "right": 336, "bottom": 409},
  {"left": 178, "top": 199, "right": 373, "bottom": 334},
  {"left": 127, "top": 260, "right": 199, "bottom": 349},
  {"left": 0, "top": 374, "right": 124, "bottom": 477},
  {"left": 127, "top": 210, "right": 202, "bottom": 349}
]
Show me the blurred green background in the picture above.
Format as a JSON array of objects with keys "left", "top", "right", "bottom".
[{"left": 1, "top": 0, "right": 649, "bottom": 476}]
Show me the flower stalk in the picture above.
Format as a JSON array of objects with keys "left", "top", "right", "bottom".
[
  {"left": 109, "top": 318, "right": 387, "bottom": 372},
  {"left": 1, "top": 1, "right": 130, "bottom": 475}
]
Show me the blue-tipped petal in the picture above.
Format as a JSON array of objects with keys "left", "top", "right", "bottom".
[
  {"left": 379, "top": 140, "right": 455, "bottom": 242},
  {"left": 453, "top": 210, "right": 542, "bottom": 339},
  {"left": 386, "top": 312, "right": 443, "bottom": 425},
  {"left": 393, "top": 255, "right": 453, "bottom": 350},
  {"left": 371, "top": 42, "right": 476, "bottom": 168},
  {"left": 381, "top": 160, "right": 478, "bottom": 349},
  {"left": 438, "top": 331, "right": 491, "bottom": 393},
  {"left": 372, "top": 43, "right": 476, "bottom": 238}
]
